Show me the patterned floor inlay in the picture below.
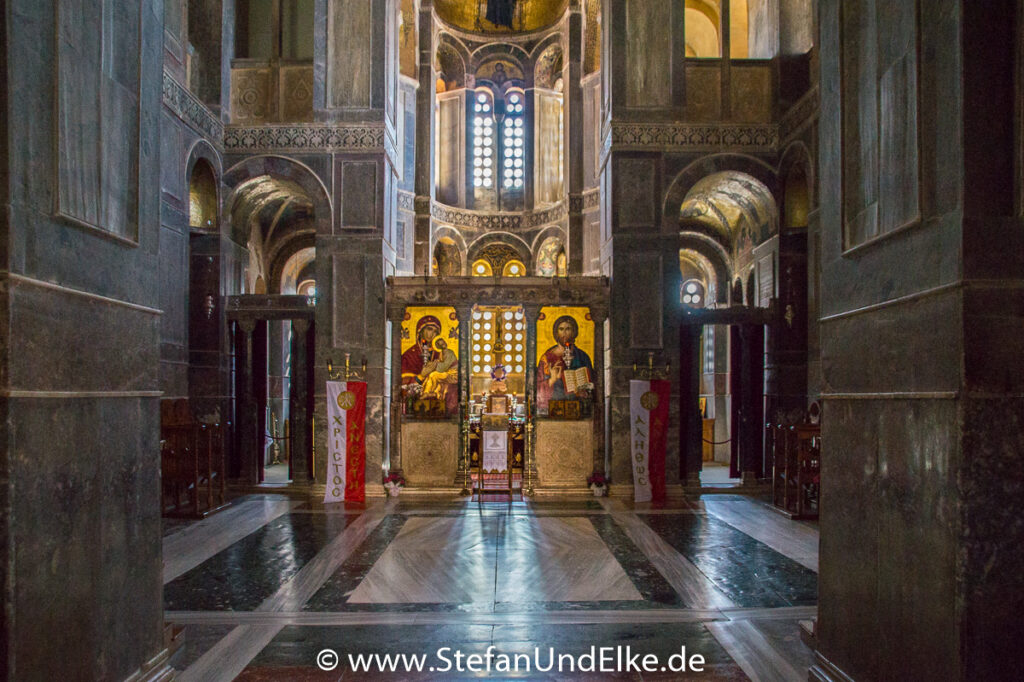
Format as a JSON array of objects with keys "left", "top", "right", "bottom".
[{"left": 166, "top": 495, "right": 818, "bottom": 680}]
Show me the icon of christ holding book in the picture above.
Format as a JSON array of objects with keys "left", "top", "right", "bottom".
[{"left": 537, "top": 315, "right": 594, "bottom": 411}]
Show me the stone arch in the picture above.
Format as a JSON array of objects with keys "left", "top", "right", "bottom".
[
  {"left": 185, "top": 139, "right": 222, "bottom": 232},
  {"left": 224, "top": 155, "right": 332, "bottom": 240},
  {"left": 663, "top": 153, "right": 780, "bottom": 234},
  {"left": 435, "top": 35, "right": 469, "bottom": 90},
  {"left": 679, "top": 232, "right": 732, "bottom": 304},
  {"left": 467, "top": 232, "right": 532, "bottom": 271},
  {"left": 778, "top": 141, "right": 814, "bottom": 230},
  {"left": 534, "top": 42, "right": 564, "bottom": 90},
  {"left": 470, "top": 42, "right": 531, "bottom": 75}
]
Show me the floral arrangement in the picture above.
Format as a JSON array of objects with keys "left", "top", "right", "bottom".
[
  {"left": 587, "top": 472, "right": 608, "bottom": 488},
  {"left": 384, "top": 472, "right": 406, "bottom": 496}
]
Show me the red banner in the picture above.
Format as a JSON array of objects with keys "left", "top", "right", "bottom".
[
  {"left": 325, "top": 381, "right": 366, "bottom": 503},
  {"left": 630, "top": 379, "right": 670, "bottom": 502}
]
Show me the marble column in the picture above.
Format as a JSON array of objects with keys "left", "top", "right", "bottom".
[
  {"left": 678, "top": 323, "right": 702, "bottom": 488},
  {"left": 235, "top": 319, "right": 259, "bottom": 484},
  {"left": 522, "top": 304, "right": 541, "bottom": 485},
  {"left": 738, "top": 323, "right": 766, "bottom": 482},
  {"left": 590, "top": 306, "right": 607, "bottom": 475},
  {"left": 566, "top": 2, "right": 585, "bottom": 273},
  {"left": 413, "top": 0, "right": 436, "bottom": 272},
  {"left": 454, "top": 304, "right": 474, "bottom": 488},
  {"left": 289, "top": 318, "right": 312, "bottom": 482},
  {"left": 387, "top": 305, "right": 405, "bottom": 474}
]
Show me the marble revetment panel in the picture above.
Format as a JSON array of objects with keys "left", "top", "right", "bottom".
[
  {"left": 625, "top": 0, "right": 672, "bottom": 107},
  {"left": 57, "top": 0, "right": 141, "bottom": 240},
  {"left": 401, "top": 421, "right": 459, "bottom": 487},
  {"left": 536, "top": 420, "right": 593, "bottom": 487},
  {"left": 328, "top": 0, "right": 372, "bottom": 108}
]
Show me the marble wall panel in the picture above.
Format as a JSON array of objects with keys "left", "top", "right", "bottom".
[
  {"left": 401, "top": 421, "right": 459, "bottom": 487},
  {"left": 8, "top": 398, "right": 163, "bottom": 680},
  {"left": 436, "top": 94, "right": 464, "bottom": 207},
  {"left": 536, "top": 420, "right": 593, "bottom": 487},
  {"left": 624, "top": 0, "right": 672, "bottom": 107},
  {"left": 730, "top": 66, "right": 772, "bottom": 123},
  {"left": 341, "top": 161, "right": 380, "bottom": 228},
  {"left": 685, "top": 64, "right": 721, "bottom": 122},
  {"left": 328, "top": 0, "right": 372, "bottom": 108},
  {"left": 628, "top": 254, "right": 663, "bottom": 348},
  {"left": 56, "top": 0, "right": 141, "bottom": 240},
  {"left": 230, "top": 67, "right": 273, "bottom": 123},
  {"left": 613, "top": 157, "right": 657, "bottom": 230},
  {"left": 280, "top": 65, "right": 315, "bottom": 121}
]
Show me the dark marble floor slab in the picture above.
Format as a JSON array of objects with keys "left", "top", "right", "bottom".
[
  {"left": 303, "top": 514, "right": 409, "bottom": 611},
  {"left": 639, "top": 514, "right": 818, "bottom": 607},
  {"left": 164, "top": 512, "right": 351, "bottom": 611}
]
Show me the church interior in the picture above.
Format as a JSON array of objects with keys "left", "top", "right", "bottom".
[{"left": 1, "top": 0, "right": 1022, "bottom": 680}]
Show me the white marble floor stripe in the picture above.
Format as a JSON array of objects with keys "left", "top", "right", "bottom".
[
  {"left": 166, "top": 605, "right": 818, "bottom": 628},
  {"left": 163, "top": 498, "right": 299, "bottom": 583},
  {"left": 707, "top": 619, "right": 807, "bottom": 682},
  {"left": 597, "top": 499, "right": 736, "bottom": 610},
  {"left": 701, "top": 498, "right": 820, "bottom": 572},
  {"left": 177, "top": 502, "right": 390, "bottom": 682}
]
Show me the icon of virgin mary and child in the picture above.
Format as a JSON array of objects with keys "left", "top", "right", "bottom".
[{"left": 401, "top": 315, "right": 459, "bottom": 415}]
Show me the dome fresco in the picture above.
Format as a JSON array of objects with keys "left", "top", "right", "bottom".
[{"left": 434, "top": 0, "right": 569, "bottom": 34}]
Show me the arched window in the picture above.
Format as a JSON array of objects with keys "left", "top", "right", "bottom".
[
  {"left": 471, "top": 259, "right": 494, "bottom": 276},
  {"left": 472, "top": 91, "right": 496, "bottom": 190},
  {"left": 501, "top": 90, "right": 526, "bottom": 191},
  {"left": 502, "top": 260, "right": 526, "bottom": 277},
  {"left": 682, "top": 279, "right": 706, "bottom": 307},
  {"left": 189, "top": 159, "right": 218, "bottom": 230}
]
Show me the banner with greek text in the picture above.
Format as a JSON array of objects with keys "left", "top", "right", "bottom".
[
  {"left": 324, "top": 381, "right": 366, "bottom": 503},
  {"left": 629, "top": 379, "right": 669, "bottom": 503}
]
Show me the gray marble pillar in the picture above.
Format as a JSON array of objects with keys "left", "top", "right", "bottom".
[
  {"left": 455, "top": 304, "right": 474, "bottom": 488},
  {"left": 523, "top": 304, "right": 541, "bottom": 485},
  {"left": 566, "top": 4, "right": 585, "bottom": 273},
  {"left": 413, "top": 1, "right": 436, "bottom": 272},
  {"left": 388, "top": 305, "right": 405, "bottom": 474},
  {"left": 290, "top": 318, "right": 311, "bottom": 482},
  {"left": 235, "top": 319, "right": 259, "bottom": 484}
]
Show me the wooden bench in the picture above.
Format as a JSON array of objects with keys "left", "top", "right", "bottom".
[{"left": 160, "top": 399, "right": 227, "bottom": 518}]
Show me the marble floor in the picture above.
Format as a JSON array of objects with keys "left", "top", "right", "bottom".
[{"left": 164, "top": 493, "right": 819, "bottom": 680}]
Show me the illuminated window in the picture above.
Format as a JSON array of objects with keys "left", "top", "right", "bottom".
[
  {"left": 471, "top": 307, "right": 525, "bottom": 375},
  {"left": 471, "top": 259, "right": 493, "bottom": 276},
  {"left": 502, "top": 91, "right": 526, "bottom": 191},
  {"left": 502, "top": 260, "right": 526, "bottom": 277},
  {"left": 682, "top": 279, "right": 706, "bottom": 307},
  {"left": 472, "top": 91, "right": 495, "bottom": 189}
]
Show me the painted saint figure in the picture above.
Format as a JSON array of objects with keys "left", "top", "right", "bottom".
[
  {"left": 420, "top": 338, "right": 459, "bottom": 403},
  {"left": 401, "top": 315, "right": 459, "bottom": 415},
  {"left": 401, "top": 315, "right": 441, "bottom": 389},
  {"left": 537, "top": 315, "right": 593, "bottom": 411}
]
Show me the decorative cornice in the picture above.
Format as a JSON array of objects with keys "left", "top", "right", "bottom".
[
  {"left": 570, "top": 189, "right": 600, "bottom": 214},
  {"left": 609, "top": 122, "right": 779, "bottom": 153},
  {"left": 386, "top": 275, "right": 609, "bottom": 308},
  {"left": 397, "top": 190, "right": 415, "bottom": 212},
  {"left": 779, "top": 86, "right": 820, "bottom": 146},
  {"left": 223, "top": 123, "right": 386, "bottom": 153},
  {"left": 162, "top": 70, "right": 224, "bottom": 145},
  {"left": 431, "top": 201, "right": 568, "bottom": 231}
]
